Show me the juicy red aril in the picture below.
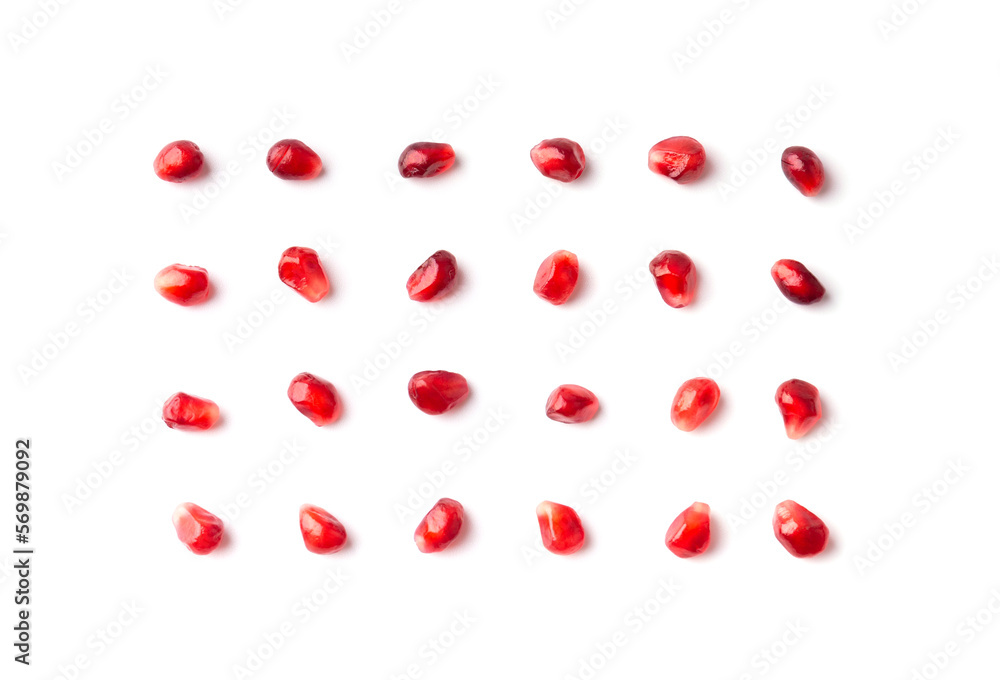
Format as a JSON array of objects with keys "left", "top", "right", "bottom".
[
  {"left": 671, "top": 378, "right": 720, "bottom": 432},
  {"left": 545, "top": 384, "right": 599, "bottom": 424},
  {"left": 534, "top": 250, "right": 579, "bottom": 305},
  {"left": 775, "top": 379, "right": 822, "bottom": 439},
  {"left": 407, "top": 250, "right": 457, "bottom": 302},
  {"left": 771, "top": 259, "right": 825, "bottom": 305},
  {"left": 773, "top": 500, "right": 829, "bottom": 557},
  {"left": 530, "top": 138, "right": 586, "bottom": 182},
  {"left": 665, "top": 502, "right": 711, "bottom": 558},
  {"left": 153, "top": 140, "right": 204, "bottom": 183},
  {"left": 414, "top": 498, "right": 464, "bottom": 553},
  {"left": 781, "top": 146, "right": 825, "bottom": 197},
  {"left": 278, "top": 247, "right": 330, "bottom": 302},
  {"left": 408, "top": 370, "right": 470, "bottom": 415},
  {"left": 536, "top": 501, "right": 585, "bottom": 555},
  {"left": 288, "top": 372, "right": 342, "bottom": 426},
  {"left": 173, "top": 502, "right": 224, "bottom": 555},
  {"left": 267, "top": 139, "right": 322, "bottom": 180},
  {"left": 154, "top": 264, "right": 209, "bottom": 306},
  {"left": 649, "top": 250, "right": 697, "bottom": 308},
  {"left": 299, "top": 504, "right": 347, "bottom": 554},
  {"left": 162, "top": 392, "right": 220, "bottom": 431},
  {"left": 648, "top": 136, "right": 706, "bottom": 184},
  {"left": 398, "top": 142, "right": 456, "bottom": 178}
]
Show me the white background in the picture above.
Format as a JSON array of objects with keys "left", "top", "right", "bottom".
[{"left": 2, "top": 0, "right": 999, "bottom": 678}]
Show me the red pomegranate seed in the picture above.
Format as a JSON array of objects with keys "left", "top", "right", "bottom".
[
  {"left": 671, "top": 378, "right": 720, "bottom": 432},
  {"left": 299, "top": 504, "right": 347, "bottom": 554},
  {"left": 414, "top": 498, "right": 465, "bottom": 553},
  {"left": 278, "top": 247, "right": 330, "bottom": 303},
  {"left": 773, "top": 500, "right": 829, "bottom": 557},
  {"left": 781, "top": 146, "right": 825, "bottom": 197},
  {"left": 771, "top": 259, "right": 825, "bottom": 305},
  {"left": 398, "top": 142, "right": 456, "bottom": 178},
  {"left": 406, "top": 250, "right": 457, "bottom": 302},
  {"left": 288, "top": 372, "right": 342, "bottom": 426},
  {"left": 545, "top": 384, "right": 599, "bottom": 424},
  {"left": 266, "top": 139, "right": 322, "bottom": 180},
  {"left": 647, "top": 136, "right": 706, "bottom": 184},
  {"left": 153, "top": 140, "right": 204, "bottom": 183},
  {"left": 172, "top": 502, "right": 224, "bottom": 555},
  {"left": 533, "top": 250, "right": 579, "bottom": 305},
  {"left": 775, "top": 379, "right": 822, "bottom": 439},
  {"left": 408, "top": 370, "right": 470, "bottom": 415},
  {"left": 530, "top": 138, "right": 586, "bottom": 182},
  {"left": 649, "top": 250, "right": 697, "bottom": 308},
  {"left": 154, "top": 264, "right": 209, "bottom": 306},
  {"left": 162, "top": 392, "right": 220, "bottom": 431},
  {"left": 665, "top": 502, "right": 711, "bottom": 558},
  {"left": 536, "top": 501, "right": 585, "bottom": 555}
]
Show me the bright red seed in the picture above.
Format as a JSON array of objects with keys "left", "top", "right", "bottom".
[
  {"left": 534, "top": 250, "right": 579, "bottom": 305},
  {"left": 398, "top": 142, "right": 456, "bottom": 178},
  {"left": 773, "top": 500, "right": 829, "bottom": 557},
  {"left": 530, "top": 138, "right": 586, "bottom": 182},
  {"left": 153, "top": 140, "right": 204, "bottom": 183},
  {"left": 154, "top": 264, "right": 209, "bottom": 306},
  {"left": 775, "top": 379, "right": 822, "bottom": 439},
  {"left": 299, "top": 504, "right": 347, "bottom": 554},
  {"left": 649, "top": 250, "right": 697, "bottom": 308},
  {"left": 172, "top": 502, "right": 224, "bottom": 555},
  {"left": 278, "top": 247, "right": 330, "bottom": 302},
  {"left": 406, "top": 250, "right": 457, "bottom": 302},
  {"left": 665, "top": 502, "right": 711, "bottom": 558},
  {"left": 408, "top": 370, "right": 470, "bottom": 415},
  {"left": 648, "top": 136, "right": 706, "bottom": 184},
  {"left": 414, "top": 498, "right": 465, "bottom": 553},
  {"left": 267, "top": 139, "right": 322, "bottom": 180},
  {"left": 162, "top": 392, "right": 220, "bottom": 431},
  {"left": 771, "top": 259, "right": 825, "bottom": 304},
  {"left": 781, "top": 146, "right": 825, "bottom": 197},
  {"left": 536, "top": 501, "right": 585, "bottom": 555},
  {"left": 288, "top": 372, "right": 342, "bottom": 426},
  {"left": 545, "top": 384, "right": 599, "bottom": 424},
  {"left": 671, "top": 378, "right": 720, "bottom": 432}
]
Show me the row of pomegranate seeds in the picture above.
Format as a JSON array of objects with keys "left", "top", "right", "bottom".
[
  {"left": 153, "top": 137, "right": 825, "bottom": 195},
  {"left": 173, "top": 499, "right": 829, "bottom": 559}
]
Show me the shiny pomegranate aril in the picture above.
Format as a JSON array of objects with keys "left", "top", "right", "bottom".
[
  {"left": 671, "top": 378, "right": 720, "bottom": 432},
  {"left": 408, "top": 370, "right": 470, "bottom": 415},
  {"left": 665, "top": 502, "right": 711, "bottom": 558},
  {"left": 648, "top": 136, "right": 706, "bottom": 184},
  {"left": 781, "top": 146, "right": 825, "bottom": 196},
  {"left": 530, "top": 138, "right": 586, "bottom": 182},
  {"left": 773, "top": 500, "right": 829, "bottom": 557},
  {"left": 172, "top": 502, "right": 224, "bottom": 555},
  {"left": 545, "top": 384, "right": 599, "bottom": 424},
  {"left": 154, "top": 264, "right": 209, "bottom": 306},
  {"left": 534, "top": 250, "right": 579, "bottom": 305},
  {"left": 162, "top": 392, "right": 220, "bottom": 431},
  {"left": 278, "top": 247, "right": 330, "bottom": 302},
  {"left": 775, "top": 379, "right": 822, "bottom": 439},
  {"left": 398, "top": 142, "right": 456, "bottom": 178},
  {"left": 414, "top": 498, "right": 465, "bottom": 553},
  {"left": 649, "top": 250, "right": 697, "bottom": 308},
  {"left": 536, "top": 501, "right": 585, "bottom": 555},
  {"left": 771, "top": 259, "right": 825, "bottom": 305},
  {"left": 267, "top": 139, "right": 322, "bottom": 180},
  {"left": 288, "top": 372, "right": 342, "bottom": 426},
  {"left": 406, "top": 250, "right": 457, "bottom": 302},
  {"left": 299, "top": 504, "right": 347, "bottom": 554},
  {"left": 153, "top": 140, "right": 204, "bottom": 183}
]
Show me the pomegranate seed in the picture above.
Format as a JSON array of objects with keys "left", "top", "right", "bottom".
[
  {"left": 153, "top": 140, "right": 204, "bottom": 183},
  {"left": 775, "top": 379, "right": 822, "bottom": 439},
  {"left": 665, "top": 502, "right": 711, "bottom": 558},
  {"left": 408, "top": 370, "right": 470, "bottom": 415},
  {"left": 267, "top": 139, "right": 322, "bottom": 180},
  {"left": 406, "top": 250, "right": 457, "bottom": 302},
  {"left": 647, "top": 136, "right": 706, "bottom": 184},
  {"left": 154, "top": 264, "right": 209, "bottom": 306},
  {"left": 773, "top": 500, "right": 829, "bottom": 557},
  {"left": 299, "top": 504, "right": 347, "bottom": 554},
  {"left": 649, "top": 250, "right": 697, "bottom": 308},
  {"left": 414, "top": 498, "right": 465, "bottom": 553},
  {"left": 162, "top": 392, "right": 220, "bottom": 431},
  {"left": 545, "top": 384, "right": 599, "bottom": 424},
  {"left": 771, "top": 259, "right": 825, "bottom": 305},
  {"left": 536, "top": 501, "right": 585, "bottom": 555},
  {"left": 530, "top": 138, "right": 586, "bottom": 182},
  {"left": 172, "top": 502, "right": 224, "bottom": 555},
  {"left": 533, "top": 250, "right": 579, "bottom": 305},
  {"left": 781, "top": 146, "right": 825, "bottom": 196},
  {"left": 288, "top": 372, "right": 342, "bottom": 426},
  {"left": 278, "top": 247, "right": 330, "bottom": 302},
  {"left": 398, "top": 142, "right": 456, "bottom": 178},
  {"left": 671, "top": 378, "right": 720, "bottom": 432}
]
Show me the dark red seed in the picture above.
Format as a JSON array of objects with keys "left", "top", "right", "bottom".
[
  {"left": 173, "top": 502, "right": 224, "bottom": 555},
  {"left": 545, "top": 384, "right": 599, "bottom": 424},
  {"left": 398, "top": 142, "right": 456, "bottom": 178},
  {"left": 774, "top": 379, "right": 822, "bottom": 439},
  {"left": 299, "top": 504, "right": 348, "bottom": 554},
  {"left": 773, "top": 500, "right": 829, "bottom": 557},
  {"left": 533, "top": 250, "right": 579, "bottom": 305},
  {"left": 267, "top": 139, "right": 322, "bottom": 180},
  {"left": 781, "top": 146, "right": 825, "bottom": 196},
  {"left": 287, "top": 373, "right": 342, "bottom": 426},
  {"left": 647, "top": 137, "right": 706, "bottom": 184},
  {"left": 530, "top": 138, "right": 586, "bottom": 182},
  {"left": 665, "top": 502, "right": 711, "bottom": 558},
  {"left": 771, "top": 259, "right": 825, "bottom": 304},
  {"left": 649, "top": 250, "right": 697, "bottom": 308},
  {"left": 406, "top": 250, "right": 457, "bottom": 302},
  {"left": 278, "top": 247, "right": 330, "bottom": 302},
  {"left": 414, "top": 498, "right": 465, "bottom": 553},
  {"left": 154, "top": 141, "right": 204, "bottom": 183},
  {"left": 154, "top": 264, "right": 210, "bottom": 306},
  {"left": 408, "top": 371, "right": 470, "bottom": 415}
]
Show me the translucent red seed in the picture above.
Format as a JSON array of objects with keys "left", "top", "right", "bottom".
[
  {"left": 649, "top": 250, "right": 697, "bottom": 308},
  {"left": 647, "top": 136, "right": 706, "bottom": 184},
  {"left": 172, "top": 502, "right": 224, "bottom": 555},
  {"left": 533, "top": 250, "right": 579, "bottom": 305},
  {"left": 665, "top": 502, "right": 711, "bottom": 558},
  {"left": 398, "top": 142, "right": 456, "bottom": 178},
  {"left": 530, "top": 138, "right": 586, "bottom": 182},
  {"left": 536, "top": 501, "right": 585, "bottom": 555},
  {"left": 771, "top": 259, "right": 825, "bottom": 304},
  {"left": 781, "top": 146, "right": 825, "bottom": 196},
  {"left": 545, "top": 384, "right": 599, "bottom": 424},
  {"left": 299, "top": 504, "right": 348, "bottom": 554},
  {"left": 408, "top": 370, "right": 470, "bottom": 415},
  {"left": 414, "top": 498, "right": 465, "bottom": 553},
  {"left": 773, "top": 500, "right": 829, "bottom": 557},
  {"left": 406, "top": 250, "right": 457, "bottom": 302},
  {"left": 266, "top": 139, "right": 323, "bottom": 180},
  {"left": 162, "top": 392, "right": 220, "bottom": 431},
  {"left": 278, "top": 247, "right": 330, "bottom": 303},
  {"left": 153, "top": 140, "right": 204, "bottom": 183},
  {"left": 154, "top": 264, "right": 210, "bottom": 306},
  {"left": 287, "top": 372, "right": 342, "bottom": 426},
  {"left": 670, "top": 378, "right": 720, "bottom": 432},
  {"left": 774, "top": 379, "right": 822, "bottom": 439}
]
